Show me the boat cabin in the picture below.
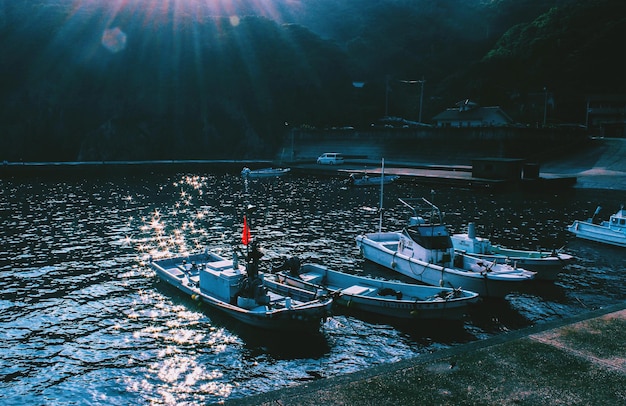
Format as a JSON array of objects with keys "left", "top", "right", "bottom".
[
  {"left": 405, "top": 224, "right": 453, "bottom": 250},
  {"left": 609, "top": 208, "right": 626, "bottom": 229},
  {"left": 401, "top": 220, "right": 454, "bottom": 266}
]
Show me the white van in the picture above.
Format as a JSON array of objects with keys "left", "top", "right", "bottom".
[{"left": 317, "top": 153, "right": 345, "bottom": 165}]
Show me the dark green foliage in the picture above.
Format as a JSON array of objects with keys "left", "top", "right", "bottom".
[{"left": 0, "top": 0, "right": 623, "bottom": 160}]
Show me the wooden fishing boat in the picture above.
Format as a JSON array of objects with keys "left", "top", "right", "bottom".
[
  {"left": 451, "top": 222, "right": 574, "bottom": 280},
  {"left": 263, "top": 260, "right": 480, "bottom": 321},
  {"left": 150, "top": 249, "right": 332, "bottom": 332}
]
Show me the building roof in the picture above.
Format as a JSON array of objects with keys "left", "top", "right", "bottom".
[{"left": 433, "top": 106, "right": 514, "bottom": 123}]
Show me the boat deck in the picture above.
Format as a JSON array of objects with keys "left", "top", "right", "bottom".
[{"left": 340, "top": 284, "right": 377, "bottom": 296}]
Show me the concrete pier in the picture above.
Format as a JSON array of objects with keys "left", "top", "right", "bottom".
[
  {"left": 287, "top": 137, "right": 626, "bottom": 191},
  {"left": 225, "top": 303, "right": 626, "bottom": 405}
]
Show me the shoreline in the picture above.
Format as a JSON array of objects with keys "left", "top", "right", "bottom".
[
  {"left": 2, "top": 138, "right": 625, "bottom": 191},
  {"left": 224, "top": 303, "right": 626, "bottom": 405}
]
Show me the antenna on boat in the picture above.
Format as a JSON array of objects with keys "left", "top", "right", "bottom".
[
  {"left": 379, "top": 158, "right": 385, "bottom": 233},
  {"left": 430, "top": 189, "right": 438, "bottom": 223},
  {"left": 591, "top": 205, "right": 601, "bottom": 223},
  {"left": 420, "top": 191, "right": 442, "bottom": 224}
]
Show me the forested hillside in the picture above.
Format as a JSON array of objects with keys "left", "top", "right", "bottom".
[{"left": 0, "top": 0, "right": 623, "bottom": 161}]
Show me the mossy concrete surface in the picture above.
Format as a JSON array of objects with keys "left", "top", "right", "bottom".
[{"left": 226, "top": 304, "right": 626, "bottom": 405}]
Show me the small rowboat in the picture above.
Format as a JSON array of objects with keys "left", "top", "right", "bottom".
[
  {"left": 347, "top": 173, "right": 399, "bottom": 187},
  {"left": 264, "top": 260, "right": 479, "bottom": 321},
  {"left": 241, "top": 167, "right": 291, "bottom": 178}
]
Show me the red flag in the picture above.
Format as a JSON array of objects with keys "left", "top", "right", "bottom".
[{"left": 242, "top": 215, "right": 251, "bottom": 245}]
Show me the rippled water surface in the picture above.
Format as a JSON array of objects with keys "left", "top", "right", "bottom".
[{"left": 1, "top": 170, "right": 624, "bottom": 405}]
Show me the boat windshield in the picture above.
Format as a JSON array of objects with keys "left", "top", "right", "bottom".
[
  {"left": 405, "top": 226, "right": 452, "bottom": 250},
  {"left": 611, "top": 216, "right": 626, "bottom": 227}
]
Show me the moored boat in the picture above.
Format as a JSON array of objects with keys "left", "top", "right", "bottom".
[
  {"left": 451, "top": 222, "right": 574, "bottom": 281},
  {"left": 263, "top": 259, "right": 480, "bottom": 321},
  {"left": 149, "top": 247, "right": 333, "bottom": 332},
  {"left": 347, "top": 173, "right": 399, "bottom": 187},
  {"left": 567, "top": 205, "right": 626, "bottom": 248},
  {"left": 346, "top": 158, "right": 399, "bottom": 187},
  {"left": 356, "top": 198, "right": 536, "bottom": 298},
  {"left": 241, "top": 167, "right": 291, "bottom": 178}
]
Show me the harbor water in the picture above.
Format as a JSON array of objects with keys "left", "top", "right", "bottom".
[{"left": 1, "top": 170, "right": 624, "bottom": 405}]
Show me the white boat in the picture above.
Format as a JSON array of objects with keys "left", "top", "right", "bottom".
[
  {"left": 241, "top": 167, "right": 291, "bottom": 178},
  {"left": 347, "top": 173, "right": 399, "bottom": 187},
  {"left": 263, "top": 260, "right": 479, "bottom": 321},
  {"left": 149, "top": 248, "right": 333, "bottom": 332},
  {"left": 347, "top": 158, "right": 399, "bottom": 187},
  {"left": 567, "top": 205, "right": 626, "bottom": 248},
  {"left": 451, "top": 222, "right": 574, "bottom": 281},
  {"left": 356, "top": 198, "right": 536, "bottom": 298}
]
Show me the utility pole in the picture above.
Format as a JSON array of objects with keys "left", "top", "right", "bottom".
[
  {"left": 543, "top": 86, "right": 548, "bottom": 127},
  {"left": 418, "top": 77, "right": 425, "bottom": 123},
  {"left": 385, "top": 75, "right": 390, "bottom": 117},
  {"left": 352, "top": 81, "right": 365, "bottom": 126},
  {"left": 400, "top": 77, "right": 426, "bottom": 123}
]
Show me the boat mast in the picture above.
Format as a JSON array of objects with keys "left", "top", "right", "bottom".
[{"left": 378, "top": 158, "right": 385, "bottom": 233}]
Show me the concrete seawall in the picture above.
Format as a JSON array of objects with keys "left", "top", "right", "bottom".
[
  {"left": 541, "top": 137, "right": 626, "bottom": 190},
  {"left": 280, "top": 127, "right": 590, "bottom": 165},
  {"left": 2, "top": 137, "right": 624, "bottom": 191},
  {"left": 0, "top": 160, "right": 272, "bottom": 179},
  {"left": 280, "top": 130, "right": 626, "bottom": 191}
]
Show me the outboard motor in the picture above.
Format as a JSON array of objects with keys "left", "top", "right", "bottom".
[
  {"left": 274, "top": 256, "right": 302, "bottom": 276},
  {"left": 285, "top": 256, "right": 302, "bottom": 276}
]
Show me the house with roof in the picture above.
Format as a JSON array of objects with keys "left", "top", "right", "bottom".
[
  {"left": 586, "top": 94, "right": 626, "bottom": 137},
  {"left": 432, "top": 100, "right": 514, "bottom": 128}
]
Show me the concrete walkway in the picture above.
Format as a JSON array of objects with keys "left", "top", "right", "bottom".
[
  {"left": 225, "top": 303, "right": 626, "bottom": 405},
  {"left": 292, "top": 137, "right": 626, "bottom": 191},
  {"left": 541, "top": 138, "right": 626, "bottom": 190}
]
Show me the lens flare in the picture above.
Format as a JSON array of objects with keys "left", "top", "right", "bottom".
[{"left": 101, "top": 27, "right": 127, "bottom": 53}]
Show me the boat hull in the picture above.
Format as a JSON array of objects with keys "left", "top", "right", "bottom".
[
  {"left": 349, "top": 175, "right": 399, "bottom": 187},
  {"left": 356, "top": 232, "right": 534, "bottom": 298},
  {"left": 264, "top": 264, "right": 479, "bottom": 321},
  {"left": 567, "top": 221, "right": 626, "bottom": 248},
  {"left": 452, "top": 251, "right": 570, "bottom": 281},
  {"left": 451, "top": 232, "right": 574, "bottom": 281},
  {"left": 151, "top": 253, "right": 332, "bottom": 333},
  {"left": 241, "top": 167, "right": 291, "bottom": 178}
]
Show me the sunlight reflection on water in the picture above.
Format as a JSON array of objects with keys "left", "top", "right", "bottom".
[{"left": 0, "top": 171, "right": 624, "bottom": 405}]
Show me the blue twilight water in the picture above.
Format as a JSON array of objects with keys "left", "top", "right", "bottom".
[{"left": 1, "top": 170, "right": 624, "bottom": 405}]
